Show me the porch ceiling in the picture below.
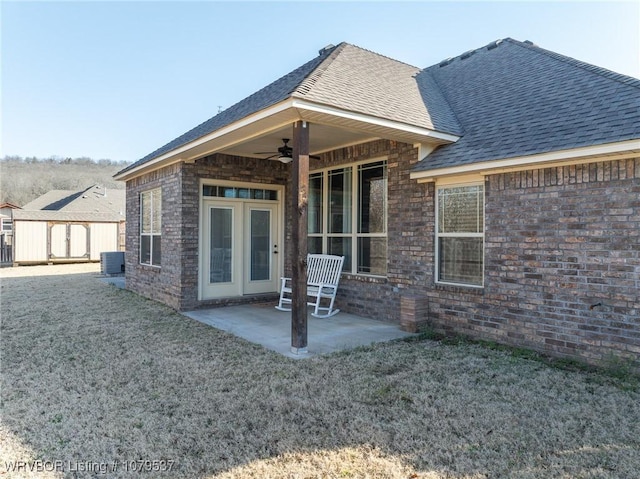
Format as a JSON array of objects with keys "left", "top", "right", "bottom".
[
  {"left": 117, "top": 100, "right": 459, "bottom": 180},
  {"left": 222, "top": 122, "right": 375, "bottom": 160},
  {"left": 181, "top": 104, "right": 456, "bottom": 162},
  {"left": 205, "top": 101, "right": 459, "bottom": 161}
]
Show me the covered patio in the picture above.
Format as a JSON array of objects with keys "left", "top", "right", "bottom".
[
  {"left": 115, "top": 43, "right": 455, "bottom": 356},
  {"left": 183, "top": 304, "right": 414, "bottom": 359}
]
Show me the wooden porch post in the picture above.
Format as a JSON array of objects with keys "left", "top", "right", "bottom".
[{"left": 291, "top": 120, "right": 309, "bottom": 353}]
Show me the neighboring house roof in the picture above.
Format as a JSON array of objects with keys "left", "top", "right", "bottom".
[
  {"left": 20, "top": 185, "right": 125, "bottom": 219},
  {"left": 0, "top": 202, "right": 21, "bottom": 210},
  {"left": 22, "top": 190, "right": 84, "bottom": 211},
  {"left": 413, "top": 38, "right": 640, "bottom": 173},
  {"left": 118, "top": 38, "right": 639, "bottom": 178}
]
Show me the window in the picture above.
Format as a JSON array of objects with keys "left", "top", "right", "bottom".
[
  {"left": 203, "top": 185, "right": 278, "bottom": 200},
  {"left": 140, "top": 188, "right": 161, "bottom": 266},
  {"left": 308, "top": 160, "right": 387, "bottom": 275},
  {"left": 1, "top": 219, "right": 12, "bottom": 232},
  {"left": 436, "top": 184, "right": 484, "bottom": 287}
]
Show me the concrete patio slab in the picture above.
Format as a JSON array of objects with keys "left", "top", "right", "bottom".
[
  {"left": 99, "top": 275, "right": 125, "bottom": 288},
  {"left": 182, "top": 303, "right": 414, "bottom": 359}
]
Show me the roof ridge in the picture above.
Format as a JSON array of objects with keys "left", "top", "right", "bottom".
[
  {"left": 416, "top": 68, "right": 464, "bottom": 135},
  {"left": 294, "top": 42, "right": 422, "bottom": 99},
  {"left": 433, "top": 38, "right": 506, "bottom": 68},
  {"left": 505, "top": 38, "right": 640, "bottom": 88},
  {"left": 294, "top": 43, "right": 347, "bottom": 96},
  {"left": 344, "top": 42, "right": 421, "bottom": 70}
]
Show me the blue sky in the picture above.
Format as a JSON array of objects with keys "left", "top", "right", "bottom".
[{"left": 2, "top": 1, "right": 639, "bottom": 163}]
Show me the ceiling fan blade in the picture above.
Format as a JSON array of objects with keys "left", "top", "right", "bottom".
[{"left": 254, "top": 139, "right": 321, "bottom": 161}]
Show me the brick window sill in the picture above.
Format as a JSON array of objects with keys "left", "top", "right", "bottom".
[
  {"left": 139, "top": 263, "right": 161, "bottom": 272},
  {"left": 341, "top": 273, "right": 388, "bottom": 284},
  {"left": 434, "top": 282, "right": 484, "bottom": 295}
]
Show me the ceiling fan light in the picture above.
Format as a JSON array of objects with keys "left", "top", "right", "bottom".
[{"left": 278, "top": 155, "right": 293, "bottom": 164}]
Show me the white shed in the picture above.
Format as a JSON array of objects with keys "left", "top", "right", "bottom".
[
  {"left": 12, "top": 210, "right": 124, "bottom": 264},
  {"left": 11, "top": 186, "right": 125, "bottom": 265}
]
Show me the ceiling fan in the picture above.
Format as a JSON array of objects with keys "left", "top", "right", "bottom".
[{"left": 255, "top": 139, "right": 320, "bottom": 164}]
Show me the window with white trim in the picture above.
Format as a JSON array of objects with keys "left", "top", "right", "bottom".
[
  {"left": 308, "top": 160, "right": 387, "bottom": 275},
  {"left": 1, "top": 218, "right": 12, "bottom": 232},
  {"left": 140, "top": 188, "right": 161, "bottom": 266},
  {"left": 436, "top": 184, "right": 484, "bottom": 286}
]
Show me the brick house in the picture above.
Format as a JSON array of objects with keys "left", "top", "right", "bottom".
[{"left": 115, "top": 39, "right": 640, "bottom": 366}]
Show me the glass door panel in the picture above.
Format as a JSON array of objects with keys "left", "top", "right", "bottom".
[
  {"left": 200, "top": 196, "right": 280, "bottom": 300},
  {"left": 210, "top": 207, "right": 233, "bottom": 284},
  {"left": 244, "top": 203, "right": 278, "bottom": 294},
  {"left": 201, "top": 203, "right": 240, "bottom": 299},
  {"left": 250, "top": 209, "right": 270, "bottom": 281}
]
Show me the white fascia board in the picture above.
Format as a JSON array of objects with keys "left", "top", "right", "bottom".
[
  {"left": 116, "top": 97, "right": 461, "bottom": 181},
  {"left": 291, "top": 99, "right": 460, "bottom": 144},
  {"left": 114, "top": 99, "right": 298, "bottom": 181},
  {"left": 411, "top": 139, "right": 640, "bottom": 182}
]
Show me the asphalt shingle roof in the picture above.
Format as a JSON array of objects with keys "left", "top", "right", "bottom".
[
  {"left": 292, "top": 43, "right": 462, "bottom": 134},
  {"left": 117, "top": 42, "right": 463, "bottom": 176},
  {"left": 21, "top": 186, "right": 125, "bottom": 216},
  {"left": 413, "top": 38, "right": 640, "bottom": 172},
  {"left": 118, "top": 38, "right": 639, "bottom": 177},
  {"left": 13, "top": 210, "right": 123, "bottom": 223},
  {"left": 21, "top": 190, "right": 83, "bottom": 211},
  {"left": 118, "top": 45, "right": 341, "bottom": 176}
]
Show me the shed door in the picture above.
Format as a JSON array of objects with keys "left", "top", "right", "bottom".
[
  {"left": 50, "top": 224, "right": 68, "bottom": 258},
  {"left": 49, "top": 223, "right": 89, "bottom": 260}
]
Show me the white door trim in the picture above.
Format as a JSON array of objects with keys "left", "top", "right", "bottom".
[{"left": 198, "top": 179, "right": 284, "bottom": 301}]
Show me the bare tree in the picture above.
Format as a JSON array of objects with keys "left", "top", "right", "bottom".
[{"left": 0, "top": 156, "right": 130, "bottom": 206}]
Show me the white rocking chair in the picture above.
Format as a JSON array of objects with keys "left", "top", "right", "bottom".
[{"left": 275, "top": 254, "right": 345, "bottom": 318}]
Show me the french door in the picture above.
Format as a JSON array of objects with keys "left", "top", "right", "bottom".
[{"left": 201, "top": 200, "right": 280, "bottom": 299}]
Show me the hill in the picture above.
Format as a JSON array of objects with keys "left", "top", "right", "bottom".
[{"left": 0, "top": 156, "right": 130, "bottom": 207}]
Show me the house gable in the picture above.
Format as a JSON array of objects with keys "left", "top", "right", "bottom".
[{"left": 115, "top": 43, "right": 463, "bottom": 181}]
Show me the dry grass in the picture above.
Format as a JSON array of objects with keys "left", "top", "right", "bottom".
[{"left": 1, "top": 264, "right": 639, "bottom": 479}]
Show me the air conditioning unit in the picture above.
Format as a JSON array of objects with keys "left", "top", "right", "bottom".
[{"left": 100, "top": 251, "right": 125, "bottom": 275}]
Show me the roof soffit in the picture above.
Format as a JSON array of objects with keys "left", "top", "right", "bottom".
[{"left": 115, "top": 98, "right": 459, "bottom": 181}]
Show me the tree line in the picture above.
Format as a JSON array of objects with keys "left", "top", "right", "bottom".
[{"left": 0, "top": 156, "right": 131, "bottom": 207}]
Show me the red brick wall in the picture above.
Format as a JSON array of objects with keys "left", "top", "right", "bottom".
[
  {"left": 125, "top": 144, "right": 639, "bottom": 367},
  {"left": 125, "top": 163, "right": 184, "bottom": 309},
  {"left": 125, "top": 154, "right": 290, "bottom": 310},
  {"left": 308, "top": 140, "right": 426, "bottom": 323},
  {"left": 426, "top": 159, "right": 640, "bottom": 366}
]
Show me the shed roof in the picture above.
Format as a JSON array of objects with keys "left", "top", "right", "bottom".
[
  {"left": 12, "top": 210, "right": 123, "bottom": 223},
  {"left": 21, "top": 190, "right": 83, "bottom": 211},
  {"left": 21, "top": 186, "right": 125, "bottom": 217}
]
